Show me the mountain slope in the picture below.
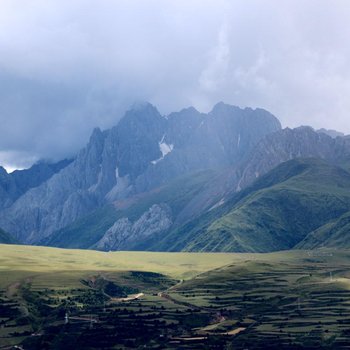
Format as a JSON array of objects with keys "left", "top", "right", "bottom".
[
  {"left": 0, "top": 227, "right": 17, "bottom": 244},
  {"left": 41, "top": 170, "right": 217, "bottom": 249},
  {"left": 0, "top": 103, "right": 281, "bottom": 244},
  {"left": 296, "top": 211, "right": 350, "bottom": 249},
  {"left": 2, "top": 102, "right": 350, "bottom": 252},
  {"left": 162, "top": 126, "right": 350, "bottom": 242},
  {"left": 11, "top": 159, "right": 73, "bottom": 195},
  {"left": 38, "top": 125, "right": 350, "bottom": 252},
  {"left": 150, "top": 158, "right": 350, "bottom": 252},
  {"left": 233, "top": 126, "right": 350, "bottom": 192},
  {"left": 0, "top": 166, "right": 17, "bottom": 209},
  {"left": 0, "top": 159, "right": 72, "bottom": 210}
]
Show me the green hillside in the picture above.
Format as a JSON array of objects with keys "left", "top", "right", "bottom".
[
  {"left": 0, "top": 244, "right": 244, "bottom": 284},
  {"left": 152, "top": 158, "right": 350, "bottom": 252},
  {"left": 297, "top": 210, "right": 350, "bottom": 249},
  {"left": 41, "top": 158, "right": 350, "bottom": 253}
]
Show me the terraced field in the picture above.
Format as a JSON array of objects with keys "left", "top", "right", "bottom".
[
  {"left": 168, "top": 250, "right": 350, "bottom": 348},
  {"left": 1, "top": 245, "right": 350, "bottom": 349}
]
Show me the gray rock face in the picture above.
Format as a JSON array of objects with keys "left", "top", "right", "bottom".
[
  {"left": 0, "top": 129, "right": 106, "bottom": 243},
  {"left": 11, "top": 159, "right": 73, "bottom": 195},
  {"left": 0, "top": 167, "right": 17, "bottom": 209},
  {"left": 94, "top": 204, "right": 172, "bottom": 251},
  {"left": 0, "top": 102, "right": 281, "bottom": 243},
  {"left": 134, "top": 103, "right": 281, "bottom": 192},
  {"left": 174, "top": 126, "right": 350, "bottom": 225},
  {"left": 2, "top": 100, "right": 350, "bottom": 251},
  {"left": 234, "top": 126, "right": 350, "bottom": 191},
  {"left": 0, "top": 160, "right": 72, "bottom": 210},
  {"left": 317, "top": 128, "right": 345, "bottom": 139}
]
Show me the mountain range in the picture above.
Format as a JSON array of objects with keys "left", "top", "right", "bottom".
[{"left": 1, "top": 102, "right": 350, "bottom": 252}]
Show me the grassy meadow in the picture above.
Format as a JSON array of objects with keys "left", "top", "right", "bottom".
[
  {"left": 1, "top": 244, "right": 350, "bottom": 349},
  {"left": 0, "top": 243, "right": 249, "bottom": 282}
]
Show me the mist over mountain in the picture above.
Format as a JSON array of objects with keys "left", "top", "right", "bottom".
[
  {"left": 0, "top": 102, "right": 280, "bottom": 243},
  {"left": 2, "top": 1, "right": 350, "bottom": 172},
  {"left": 2, "top": 3, "right": 350, "bottom": 348},
  {"left": 0, "top": 101, "right": 349, "bottom": 253}
]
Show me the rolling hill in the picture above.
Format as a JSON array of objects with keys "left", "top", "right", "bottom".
[
  {"left": 297, "top": 210, "right": 350, "bottom": 249},
  {"left": 2, "top": 244, "right": 350, "bottom": 348},
  {"left": 151, "top": 158, "right": 350, "bottom": 252}
]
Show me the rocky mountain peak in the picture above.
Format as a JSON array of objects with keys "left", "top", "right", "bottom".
[
  {"left": 233, "top": 125, "right": 350, "bottom": 192},
  {"left": 210, "top": 101, "right": 241, "bottom": 115},
  {"left": 120, "top": 102, "right": 164, "bottom": 128},
  {"left": 317, "top": 128, "right": 346, "bottom": 139},
  {"left": 89, "top": 127, "right": 104, "bottom": 144},
  {"left": 0, "top": 166, "right": 8, "bottom": 175},
  {"left": 0, "top": 102, "right": 290, "bottom": 244}
]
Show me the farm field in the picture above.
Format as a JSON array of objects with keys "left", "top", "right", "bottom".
[{"left": 1, "top": 245, "right": 350, "bottom": 349}]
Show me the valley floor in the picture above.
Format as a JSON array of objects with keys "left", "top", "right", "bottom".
[{"left": 1, "top": 245, "right": 350, "bottom": 349}]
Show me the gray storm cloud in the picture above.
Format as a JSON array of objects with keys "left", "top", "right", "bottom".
[{"left": 0, "top": 0, "right": 350, "bottom": 170}]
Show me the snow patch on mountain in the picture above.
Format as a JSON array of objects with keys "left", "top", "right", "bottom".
[
  {"left": 209, "top": 198, "right": 225, "bottom": 211},
  {"left": 151, "top": 135, "right": 174, "bottom": 165}
]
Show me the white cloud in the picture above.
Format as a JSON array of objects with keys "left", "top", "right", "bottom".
[
  {"left": 199, "top": 20, "right": 231, "bottom": 92},
  {"left": 0, "top": 0, "right": 350, "bottom": 169}
]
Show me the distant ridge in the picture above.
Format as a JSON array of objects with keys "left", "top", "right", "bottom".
[
  {"left": 0, "top": 102, "right": 281, "bottom": 244},
  {"left": 1, "top": 102, "right": 350, "bottom": 253}
]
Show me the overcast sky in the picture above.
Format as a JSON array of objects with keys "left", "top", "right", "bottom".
[{"left": 1, "top": 0, "right": 350, "bottom": 171}]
